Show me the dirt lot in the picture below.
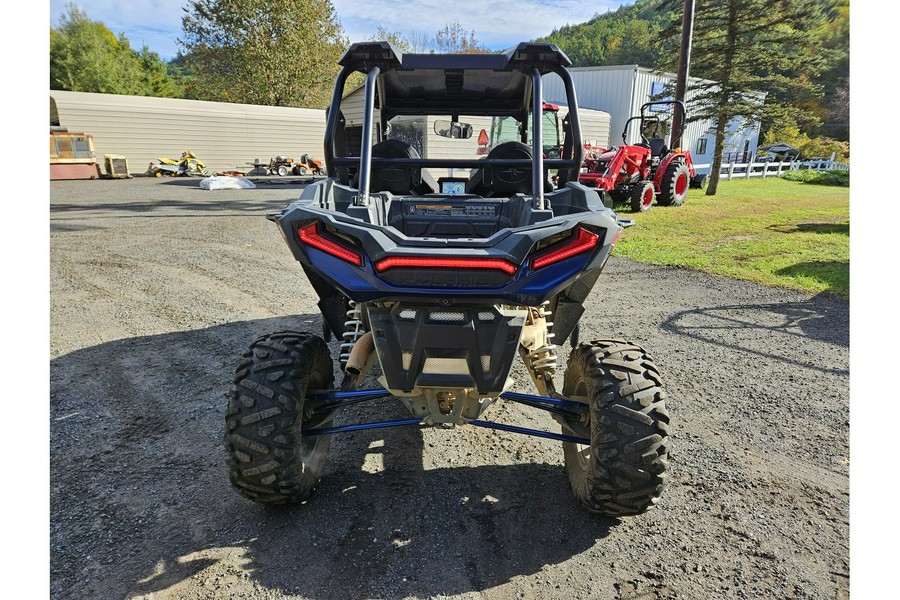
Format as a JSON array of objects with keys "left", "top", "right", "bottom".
[{"left": 50, "top": 177, "right": 849, "bottom": 599}]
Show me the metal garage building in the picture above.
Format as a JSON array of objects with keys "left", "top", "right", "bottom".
[
  {"left": 541, "top": 66, "right": 766, "bottom": 174},
  {"left": 50, "top": 90, "right": 328, "bottom": 175}
]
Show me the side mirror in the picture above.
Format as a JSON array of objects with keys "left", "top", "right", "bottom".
[{"left": 434, "top": 120, "right": 473, "bottom": 139}]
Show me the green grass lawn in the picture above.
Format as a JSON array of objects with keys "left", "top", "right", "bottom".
[{"left": 612, "top": 178, "right": 849, "bottom": 298}]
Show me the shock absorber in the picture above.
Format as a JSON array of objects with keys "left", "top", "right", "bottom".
[
  {"left": 340, "top": 300, "right": 365, "bottom": 369},
  {"left": 529, "top": 301, "right": 558, "bottom": 378}
]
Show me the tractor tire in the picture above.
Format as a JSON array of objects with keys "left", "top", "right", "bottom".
[
  {"left": 277, "top": 165, "right": 289, "bottom": 177},
  {"left": 225, "top": 331, "right": 335, "bottom": 504},
  {"left": 561, "top": 340, "right": 670, "bottom": 516},
  {"left": 317, "top": 168, "right": 327, "bottom": 176},
  {"left": 298, "top": 166, "right": 309, "bottom": 176},
  {"left": 630, "top": 181, "right": 655, "bottom": 213},
  {"left": 658, "top": 160, "right": 690, "bottom": 206}
]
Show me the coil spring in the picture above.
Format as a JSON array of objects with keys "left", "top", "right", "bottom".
[
  {"left": 340, "top": 300, "right": 364, "bottom": 369},
  {"left": 529, "top": 301, "right": 558, "bottom": 377}
]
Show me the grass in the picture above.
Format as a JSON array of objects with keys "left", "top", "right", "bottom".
[{"left": 612, "top": 177, "right": 850, "bottom": 298}]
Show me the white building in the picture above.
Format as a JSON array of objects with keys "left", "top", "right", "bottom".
[{"left": 541, "top": 65, "right": 766, "bottom": 174}]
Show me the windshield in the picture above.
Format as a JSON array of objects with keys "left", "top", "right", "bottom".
[{"left": 373, "top": 111, "right": 561, "bottom": 182}]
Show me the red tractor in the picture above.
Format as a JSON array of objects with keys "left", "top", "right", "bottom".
[{"left": 579, "top": 100, "right": 699, "bottom": 212}]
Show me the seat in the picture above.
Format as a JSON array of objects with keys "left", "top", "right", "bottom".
[
  {"left": 483, "top": 141, "right": 534, "bottom": 196},
  {"left": 649, "top": 138, "right": 669, "bottom": 158},
  {"left": 368, "top": 139, "right": 436, "bottom": 195}
]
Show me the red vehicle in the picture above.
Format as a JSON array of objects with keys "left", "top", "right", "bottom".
[{"left": 579, "top": 100, "right": 699, "bottom": 212}]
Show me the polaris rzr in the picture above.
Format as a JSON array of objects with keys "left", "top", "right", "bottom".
[{"left": 225, "top": 42, "right": 670, "bottom": 516}]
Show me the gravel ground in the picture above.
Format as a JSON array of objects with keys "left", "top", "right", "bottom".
[{"left": 50, "top": 177, "right": 849, "bottom": 599}]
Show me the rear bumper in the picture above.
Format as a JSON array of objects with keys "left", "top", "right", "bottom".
[{"left": 367, "top": 303, "right": 528, "bottom": 395}]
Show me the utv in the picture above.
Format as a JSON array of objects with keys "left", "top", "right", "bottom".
[{"left": 225, "top": 42, "right": 670, "bottom": 516}]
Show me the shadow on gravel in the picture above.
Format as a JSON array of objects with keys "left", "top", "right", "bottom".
[
  {"left": 50, "top": 198, "right": 295, "bottom": 218},
  {"left": 157, "top": 177, "right": 315, "bottom": 189},
  {"left": 661, "top": 293, "right": 849, "bottom": 375},
  {"left": 50, "top": 316, "right": 615, "bottom": 599}
]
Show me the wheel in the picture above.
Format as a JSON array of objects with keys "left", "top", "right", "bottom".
[
  {"left": 658, "top": 160, "right": 690, "bottom": 206},
  {"left": 298, "top": 166, "right": 309, "bottom": 176},
  {"left": 225, "top": 331, "right": 335, "bottom": 504},
  {"left": 689, "top": 174, "right": 707, "bottom": 189},
  {"left": 317, "top": 168, "right": 327, "bottom": 176},
  {"left": 561, "top": 340, "right": 670, "bottom": 516},
  {"left": 277, "top": 165, "right": 289, "bottom": 177},
  {"left": 630, "top": 181, "right": 655, "bottom": 212}
]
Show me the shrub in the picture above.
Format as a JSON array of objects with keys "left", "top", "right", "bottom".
[{"left": 781, "top": 170, "right": 849, "bottom": 187}]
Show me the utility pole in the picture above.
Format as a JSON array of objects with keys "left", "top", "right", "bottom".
[{"left": 671, "top": 0, "right": 696, "bottom": 149}]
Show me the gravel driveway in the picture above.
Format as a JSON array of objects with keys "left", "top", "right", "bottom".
[{"left": 50, "top": 177, "right": 849, "bottom": 599}]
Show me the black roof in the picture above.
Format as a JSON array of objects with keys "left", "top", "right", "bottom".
[{"left": 338, "top": 42, "right": 572, "bottom": 119}]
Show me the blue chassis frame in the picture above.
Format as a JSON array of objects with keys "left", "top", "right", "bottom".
[{"left": 305, "top": 388, "right": 590, "bottom": 445}]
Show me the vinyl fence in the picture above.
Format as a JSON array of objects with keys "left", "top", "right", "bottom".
[{"left": 694, "top": 152, "right": 849, "bottom": 181}]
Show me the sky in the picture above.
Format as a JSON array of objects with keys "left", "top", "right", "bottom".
[{"left": 49, "top": 0, "right": 630, "bottom": 60}]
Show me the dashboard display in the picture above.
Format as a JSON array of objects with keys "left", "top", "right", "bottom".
[{"left": 441, "top": 180, "right": 466, "bottom": 195}]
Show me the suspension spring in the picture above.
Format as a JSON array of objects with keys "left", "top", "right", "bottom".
[
  {"left": 340, "top": 300, "right": 365, "bottom": 369},
  {"left": 530, "top": 301, "right": 558, "bottom": 378}
]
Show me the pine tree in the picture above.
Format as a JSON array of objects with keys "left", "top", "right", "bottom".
[{"left": 662, "top": 0, "right": 827, "bottom": 195}]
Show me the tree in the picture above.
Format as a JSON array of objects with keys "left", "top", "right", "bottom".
[
  {"left": 434, "top": 21, "right": 487, "bottom": 53},
  {"left": 137, "top": 47, "right": 181, "bottom": 98},
  {"left": 368, "top": 27, "right": 413, "bottom": 53},
  {"left": 50, "top": 2, "right": 179, "bottom": 97},
  {"left": 535, "top": 1, "right": 677, "bottom": 67},
  {"left": 179, "top": 0, "right": 347, "bottom": 107},
  {"left": 661, "top": 0, "right": 827, "bottom": 195},
  {"left": 814, "top": 0, "right": 849, "bottom": 140}
]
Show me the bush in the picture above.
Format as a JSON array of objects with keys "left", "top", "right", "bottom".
[{"left": 781, "top": 170, "right": 849, "bottom": 187}]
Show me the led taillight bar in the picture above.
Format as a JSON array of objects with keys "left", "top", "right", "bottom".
[
  {"left": 530, "top": 227, "right": 600, "bottom": 270},
  {"left": 375, "top": 256, "right": 518, "bottom": 274},
  {"left": 297, "top": 222, "right": 363, "bottom": 266}
]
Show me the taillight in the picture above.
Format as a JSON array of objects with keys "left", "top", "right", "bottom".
[
  {"left": 375, "top": 256, "right": 518, "bottom": 274},
  {"left": 297, "top": 222, "right": 363, "bottom": 266},
  {"left": 530, "top": 227, "right": 600, "bottom": 270}
]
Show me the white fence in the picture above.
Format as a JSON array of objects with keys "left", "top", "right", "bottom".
[{"left": 694, "top": 152, "right": 849, "bottom": 181}]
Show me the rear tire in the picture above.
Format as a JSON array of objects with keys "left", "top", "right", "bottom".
[
  {"left": 225, "top": 331, "right": 335, "bottom": 504},
  {"left": 630, "top": 181, "right": 655, "bottom": 212},
  {"left": 658, "top": 160, "right": 690, "bottom": 206},
  {"left": 277, "top": 165, "right": 289, "bottom": 177},
  {"left": 561, "top": 340, "right": 670, "bottom": 516}
]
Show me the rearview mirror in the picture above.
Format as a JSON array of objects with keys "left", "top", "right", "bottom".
[{"left": 434, "top": 120, "right": 473, "bottom": 139}]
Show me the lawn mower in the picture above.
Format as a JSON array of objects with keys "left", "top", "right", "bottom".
[
  {"left": 579, "top": 100, "right": 700, "bottom": 212},
  {"left": 225, "top": 42, "right": 670, "bottom": 516},
  {"left": 292, "top": 153, "right": 327, "bottom": 176}
]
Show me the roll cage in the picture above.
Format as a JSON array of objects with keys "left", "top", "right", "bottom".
[{"left": 323, "top": 41, "right": 585, "bottom": 210}]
